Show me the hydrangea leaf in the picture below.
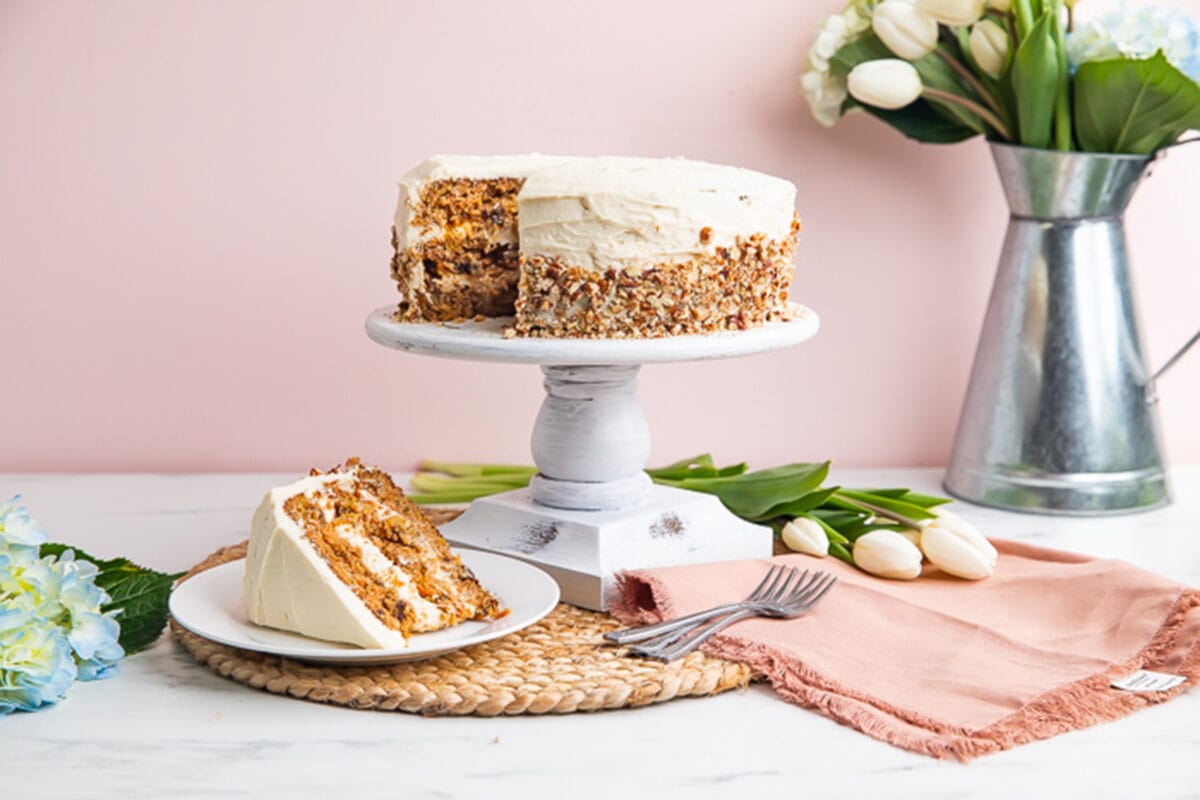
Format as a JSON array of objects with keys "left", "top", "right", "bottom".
[
  {"left": 1074, "top": 51, "right": 1200, "bottom": 154},
  {"left": 40, "top": 544, "right": 183, "bottom": 655}
]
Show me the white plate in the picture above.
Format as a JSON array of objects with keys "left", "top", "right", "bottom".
[{"left": 169, "top": 549, "right": 560, "bottom": 665}]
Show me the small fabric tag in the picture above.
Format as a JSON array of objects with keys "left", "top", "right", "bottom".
[{"left": 1110, "top": 670, "right": 1186, "bottom": 692}]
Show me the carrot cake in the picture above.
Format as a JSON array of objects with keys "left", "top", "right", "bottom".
[
  {"left": 390, "top": 155, "right": 800, "bottom": 338},
  {"left": 242, "top": 458, "right": 503, "bottom": 648}
]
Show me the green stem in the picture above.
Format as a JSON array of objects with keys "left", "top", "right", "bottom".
[
  {"left": 1014, "top": 0, "right": 1035, "bottom": 38},
  {"left": 1050, "top": 1, "right": 1073, "bottom": 151},
  {"left": 934, "top": 47, "right": 1008, "bottom": 123},
  {"left": 832, "top": 493, "right": 925, "bottom": 530},
  {"left": 923, "top": 87, "right": 1014, "bottom": 141}
]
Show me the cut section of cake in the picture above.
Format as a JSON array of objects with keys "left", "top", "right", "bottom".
[
  {"left": 513, "top": 157, "right": 799, "bottom": 338},
  {"left": 242, "top": 458, "right": 503, "bottom": 648},
  {"left": 391, "top": 154, "right": 574, "bottom": 322}
]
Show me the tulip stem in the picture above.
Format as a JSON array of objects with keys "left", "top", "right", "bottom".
[
  {"left": 833, "top": 494, "right": 925, "bottom": 531},
  {"left": 923, "top": 87, "right": 1014, "bottom": 140},
  {"left": 1050, "top": 1, "right": 1073, "bottom": 151},
  {"left": 933, "top": 48, "right": 1007, "bottom": 122}
]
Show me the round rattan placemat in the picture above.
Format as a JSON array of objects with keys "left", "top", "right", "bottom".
[{"left": 170, "top": 508, "right": 753, "bottom": 715}]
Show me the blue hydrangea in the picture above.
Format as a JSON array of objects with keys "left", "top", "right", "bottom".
[
  {"left": 1067, "top": 4, "right": 1200, "bottom": 80},
  {"left": 0, "top": 606, "right": 77, "bottom": 714},
  {"left": 0, "top": 498, "right": 124, "bottom": 715}
]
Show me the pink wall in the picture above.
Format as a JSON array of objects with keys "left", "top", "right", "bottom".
[{"left": 3, "top": 0, "right": 1199, "bottom": 474}]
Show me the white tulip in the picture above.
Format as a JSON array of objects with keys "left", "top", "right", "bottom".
[
  {"left": 853, "top": 530, "right": 924, "bottom": 580},
  {"left": 781, "top": 517, "right": 829, "bottom": 557},
  {"left": 846, "top": 59, "right": 924, "bottom": 110},
  {"left": 897, "top": 528, "right": 923, "bottom": 548},
  {"left": 916, "top": 0, "right": 986, "bottom": 27},
  {"left": 986, "top": 0, "right": 1012, "bottom": 11},
  {"left": 926, "top": 508, "right": 998, "bottom": 564},
  {"left": 918, "top": 509, "right": 997, "bottom": 580},
  {"left": 872, "top": 1, "right": 941, "bottom": 60},
  {"left": 969, "top": 19, "right": 1010, "bottom": 77}
]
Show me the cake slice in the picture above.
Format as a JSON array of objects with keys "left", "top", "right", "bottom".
[
  {"left": 391, "top": 154, "right": 574, "bottom": 321},
  {"left": 242, "top": 458, "right": 503, "bottom": 648}
]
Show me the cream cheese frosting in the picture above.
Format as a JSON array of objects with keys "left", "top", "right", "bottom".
[
  {"left": 517, "top": 157, "right": 797, "bottom": 271},
  {"left": 242, "top": 472, "right": 444, "bottom": 648}
]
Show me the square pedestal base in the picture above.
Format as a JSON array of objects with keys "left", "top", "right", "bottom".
[{"left": 440, "top": 485, "right": 772, "bottom": 611}]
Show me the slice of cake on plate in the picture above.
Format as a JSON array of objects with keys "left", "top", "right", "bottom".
[
  {"left": 389, "top": 154, "right": 801, "bottom": 338},
  {"left": 242, "top": 458, "right": 503, "bottom": 648}
]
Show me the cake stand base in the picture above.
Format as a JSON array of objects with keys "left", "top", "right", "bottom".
[{"left": 440, "top": 484, "right": 772, "bottom": 611}]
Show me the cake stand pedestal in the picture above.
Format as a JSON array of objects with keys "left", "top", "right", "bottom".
[{"left": 366, "top": 306, "right": 819, "bottom": 610}]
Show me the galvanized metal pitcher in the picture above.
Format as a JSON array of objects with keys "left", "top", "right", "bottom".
[{"left": 944, "top": 142, "right": 1200, "bottom": 515}]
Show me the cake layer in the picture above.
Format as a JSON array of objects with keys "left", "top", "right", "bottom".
[
  {"left": 243, "top": 460, "right": 502, "bottom": 648},
  {"left": 392, "top": 155, "right": 575, "bottom": 321}
]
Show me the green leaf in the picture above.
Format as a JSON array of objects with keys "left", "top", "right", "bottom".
[
  {"left": 756, "top": 486, "right": 841, "bottom": 520},
  {"left": 1011, "top": 11, "right": 1061, "bottom": 148},
  {"left": 673, "top": 462, "right": 830, "bottom": 520},
  {"left": 40, "top": 544, "right": 184, "bottom": 655},
  {"left": 837, "top": 489, "right": 940, "bottom": 522},
  {"left": 417, "top": 460, "right": 537, "bottom": 478},
  {"left": 408, "top": 473, "right": 531, "bottom": 493},
  {"left": 645, "top": 454, "right": 719, "bottom": 481},
  {"left": 856, "top": 101, "right": 981, "bottom": 143},
  {"left": 1074, "top": 52, "right": 1200, "bottom": 154}
]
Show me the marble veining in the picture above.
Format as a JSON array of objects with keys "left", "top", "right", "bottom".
[{"left": 1, "top": 468, "right": 1198, "bottom": 799}]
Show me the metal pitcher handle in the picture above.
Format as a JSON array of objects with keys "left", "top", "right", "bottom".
[
  {"left": 1147, "top": 330, "right": 1200, "bottom": 404},
  {"left": 1142, "top": 139, "right": 1200, "bottom": 405}
]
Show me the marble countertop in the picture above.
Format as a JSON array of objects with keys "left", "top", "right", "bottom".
[{"left": 3, "top": 467, "right": 1199, "bottom": 799}]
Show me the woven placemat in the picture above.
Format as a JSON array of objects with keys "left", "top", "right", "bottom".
[{"left": 170, "top": 508, "right": 753, "bottom": 715}]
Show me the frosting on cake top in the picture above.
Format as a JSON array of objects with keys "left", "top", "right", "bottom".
[
  {"left": 517, "top": 156, "right": 796, "bottom": 270},
  {"left": 392, "top": 154, "right": 798, "bottom": 270}
]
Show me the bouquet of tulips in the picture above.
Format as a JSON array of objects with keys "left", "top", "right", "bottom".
[{"left": 801, "top": 0, "right": 1200, "bottom": 153}]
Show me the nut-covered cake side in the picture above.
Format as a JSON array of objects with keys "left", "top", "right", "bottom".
[{"left": 509, "top": 221, "right": 799, "bottom": 339}]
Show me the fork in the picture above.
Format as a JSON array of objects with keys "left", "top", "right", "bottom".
[
  {"left": 603, "top": 564, "right": 799, "bottom": 646},
  {"left": 630, "top": 570, "right": 836, "bottom": 662}
]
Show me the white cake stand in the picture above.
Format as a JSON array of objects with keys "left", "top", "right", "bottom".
[{"left": 365, "top": 305, "right": 820, "bottom": 610}]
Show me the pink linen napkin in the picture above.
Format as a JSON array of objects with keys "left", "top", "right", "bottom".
[{"left": 611, "top": 540, "right": 1200, "bottom": 761}]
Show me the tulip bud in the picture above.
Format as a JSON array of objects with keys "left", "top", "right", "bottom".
[
  {"left": 781, "top": 517, "right": 830, "bottom": 557},
  {"left": 927, "top": 508, "right": 998, "bottom": 564},
  {"left": 897, "top": 528, "right": 923, "bottom": 548},
  {"left": 987, "top": 0, "right": 1012, "bottom": 11},
  {"left": 969, "top": 19, "right": 1009, "bottom": 77},
  {"left": 918, "top": 510, "right": 997, "bottom": 580},
  {"left": 916, "top": 0, "right": 985, "bottom": 27},
  {"left": 846, "top": 59, "right": 924, "bottom": 110},
  {"left": 872, "top": 1, "right": 940, "bottom": 60},
  {"left": 853, "top": 530, "right": 924, "bottom": 580}
]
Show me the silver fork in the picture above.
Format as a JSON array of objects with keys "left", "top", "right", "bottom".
[
  {"left": 630, "top": 571, "right": 836, "bottom": 662},
  {"left": 603, "top": 564, "right": 799, "bottom": 646}
]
